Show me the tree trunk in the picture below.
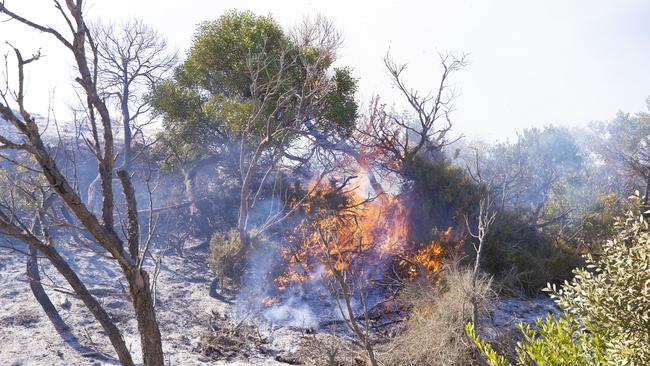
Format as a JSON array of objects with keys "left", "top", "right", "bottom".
[
  {"left": 26, "top": 246, "right": 98, "bottom": 355},
  {"left": 121, "top": 87, "right": 132, "bottom": 171},
  {"left": 27, "top": 246, "right": 70, "bottom": 335},
  {"left": 126, "top": 268, "right": 164, "bottom": 366},
  {"left": 37, "top": 245, "right": 135, "bottom": 366}
]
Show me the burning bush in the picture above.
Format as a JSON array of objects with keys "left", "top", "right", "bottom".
[
  {"left": 275, "top": 179, "right": 459, "bottom": 293},
  {"left": 382, "top": 263, "right": 494, "bottom": 366}
]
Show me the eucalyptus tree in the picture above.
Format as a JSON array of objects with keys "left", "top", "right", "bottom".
[{"left": 589, "top": 101, "right": 650, "bottom": 209}]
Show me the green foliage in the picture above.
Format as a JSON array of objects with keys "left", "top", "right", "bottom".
[
  {"left": 402, "top": 157, "right": 480, "bottom": 243},
  {"left": 591, "top": 104, "right": 650, "bottom": 190},
  {"left": 467, "top": 314, "right": 606, "bottom": 366},
  {"left": 321, "top": 67, "right": 358, "bottom": 133},
  {"left": 466, "top": 323, "right": 510, "bottom": 366},
  {"left": 151, "top": 10, "right": 359, "bottom": 162},
  {"left": 467, "top": 204, "right": 650, "bottom": 366},
  {"left": 482, "top": 210, "right": 583, "bottom": 293},
  {"left": 184, "top": 10, "right": 288, "bottom": 95},
  {"left": 514, "top": 313, "right": 606, "bottom": 366},
  {"left": 472, "top": 126, "right": 594, "bottom": 292},
  {"left": 549, "top": 208, "right": 650, "bottom": 364},
  {"left": 486, "top": 126, "right": 585, "bottom": 218}
]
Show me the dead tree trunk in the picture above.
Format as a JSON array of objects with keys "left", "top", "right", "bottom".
[
  {"left": 26, "top": 246, "right": 70, "bottom": 335},
  {"left": 20, "top": 234, "right": 135, "bottom": 366}
]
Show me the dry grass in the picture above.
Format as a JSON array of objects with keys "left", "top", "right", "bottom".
[{"left": 381, "top": 263, "right": 494, "bottom": 366}]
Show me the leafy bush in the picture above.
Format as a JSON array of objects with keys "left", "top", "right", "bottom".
[
  {"left": 467, "top": 206, "right": 650, "bottom": 365},
  {"left": 481, "top": 210, "right": 583, "bottom": 294},
  {"left": 550, "top": 211, "right": 650, "bottom": 364}
]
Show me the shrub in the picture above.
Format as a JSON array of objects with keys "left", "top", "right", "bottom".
[
  {"left": 383, "top": 263, "right": 493, "bottom": 366},
  {"left": 550, "top": 210, "right": 650, "bottom": 364},
  {"left": 467, "top": 205, "right": 650, "bottom": 365},
  {"left": 481, "top": 210, "right": 583, "bottom": 294},
  {"left": 209, "top": 228, "right": 243, "bottom": 280}
]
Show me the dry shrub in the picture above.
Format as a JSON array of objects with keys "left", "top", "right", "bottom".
[
  {"left": 382, "top": 263, "right": 493, "bottom": 366},
  {"left": 209, "top": 228, "right": 242, "bottom": 280}
]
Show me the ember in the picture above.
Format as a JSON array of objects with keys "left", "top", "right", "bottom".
[{"left": 262, "top": 297, "right": 280, "bottom": 307}]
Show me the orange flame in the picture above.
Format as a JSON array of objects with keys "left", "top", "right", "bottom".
[{"left": 274, "top": 178, "right": 458, "bottom": 291}]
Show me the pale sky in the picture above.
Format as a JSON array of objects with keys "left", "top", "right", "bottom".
[{"left": 1, "top": 0, "right": 649, "bottom": 140}]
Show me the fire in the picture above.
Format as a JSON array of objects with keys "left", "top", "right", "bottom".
[
  {"left": 274, "top": 177, "right": 458, "bottom": 291},
  {"left": 402, "top": 227, "right": 463, "bottom": 276}
]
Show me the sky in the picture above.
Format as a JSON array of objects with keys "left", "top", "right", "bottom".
[{"left": 1, "top": 0, "right": 649, "bottom": 141}]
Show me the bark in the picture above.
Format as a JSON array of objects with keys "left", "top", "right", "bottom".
[
  {"left": 21, "top": 237, "right": 134, "bottom": 366},
  {"left": 183, "top": 167, "right": 198, "bottom": 217},
  {"left": 331, "top": 270, "right": 378, "bottom": 366},
  {"left": 26, "top": 245, "right": 101, "bottom": 357},
  {"left": 118, "top": 170, "right": 139, "bottom": 261},
  {"left": 0, "top": 3, "right": 164, "bottom": 365},
  {"left": 121, "top": 87, "right": 133, "bottom": 171},
  {"left": 237, "top": 140, "right": 267, "bottom": 257},
  {"left": 127, "top": 268, "right": 164, "bottom": 366},
  {"left": 41, "top": 245, "right": 134, "bottom": 366},
  {"left": 26, "top": 246, "right": 70, "bottom": 335}
]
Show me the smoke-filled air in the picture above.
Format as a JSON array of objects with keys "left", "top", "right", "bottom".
[{"left": 0, "top": 2, "right": 649, "bottom": 366}]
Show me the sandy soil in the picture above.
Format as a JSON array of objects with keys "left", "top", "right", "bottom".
[{"left": 0, "top": 243, "right": 288, "bottom": 366}]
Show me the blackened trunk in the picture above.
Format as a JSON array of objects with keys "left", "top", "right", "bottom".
[{"left": 127, "top": 268, "right": 164, "bottom": 366}]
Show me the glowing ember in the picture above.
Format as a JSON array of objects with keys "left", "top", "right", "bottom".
[{"left": 262, "top": 297, "right": 280, "bottom": 307}]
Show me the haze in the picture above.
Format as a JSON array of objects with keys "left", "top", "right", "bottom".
[{"left": 1, "top": 0, "right": 648, "bottom": 140}]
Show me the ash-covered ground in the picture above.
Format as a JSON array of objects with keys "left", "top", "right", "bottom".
[{"left": 0, "top": 242, "right": 557, "bottom": 366}]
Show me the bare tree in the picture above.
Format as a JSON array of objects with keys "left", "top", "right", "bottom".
[
  {"left": 85, "top": 19, "right": 176, "bottom": 211},
  {"left": 0, "top": 1, "right": 163, "bottom": 365},
  {"left": 306, "top": 52, "right": 468, "bottom": 199},
  {"left": 94, "top": 18, "right": 176, "bottom": 170},
  {"left": 355, "top": 53, "right": 468, "bottom": 181},
  {"left": 464, "top": 150, "right": 497, "bottom": 332}
]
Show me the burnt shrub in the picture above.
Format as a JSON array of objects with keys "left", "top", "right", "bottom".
[{"left": 209, "top": 228, "right": 243, "bottom": 281}]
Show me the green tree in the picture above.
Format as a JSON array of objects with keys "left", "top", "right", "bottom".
[
  {"left": 589, "top": 99, "right": 650, "bottom": 208},
  {"left": 151, "top": 11, "right": 358, "bottom": 255}
]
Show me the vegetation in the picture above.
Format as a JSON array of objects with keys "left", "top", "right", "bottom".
[
  {"left": 0, "top": 2, "right": 648, "bottom": 365},
  {"left": 468, "top": 202, "right": 650, "bottom": 366},
  {"left": 385, "top": 264, "right": 493, "bottom": 366}
]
